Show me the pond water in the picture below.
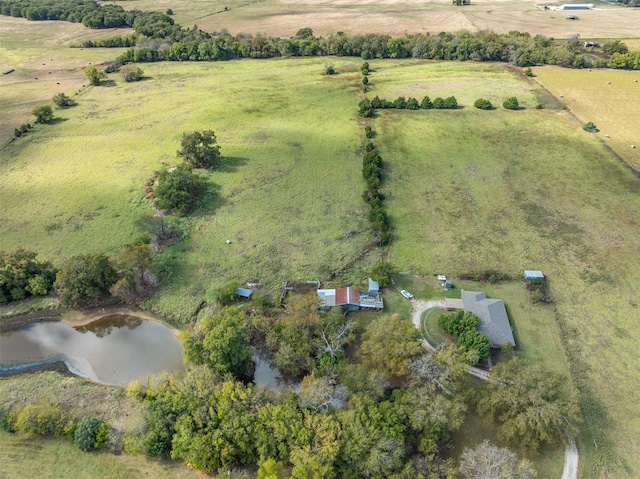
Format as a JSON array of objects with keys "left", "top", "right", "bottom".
[
  {"left": 252, "top": 351, "right": 300, "bottom": 392},
  {"left": 0, "top": 315, "right": 183, "bottom": 386}
]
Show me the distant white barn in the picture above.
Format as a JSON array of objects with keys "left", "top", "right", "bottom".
[{"left": 559, "top": 3, "right": 593, "bottom": 9}]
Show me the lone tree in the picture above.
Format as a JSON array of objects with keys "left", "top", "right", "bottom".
[
  {"left": 32, "top": 105, "right": 54, "bottom": 123},
  {"left": 84, "top": 66, "right": 106, "bottom": 86},
  {"left": 177, "top": 130, "right": 221, "bottom": 169}
]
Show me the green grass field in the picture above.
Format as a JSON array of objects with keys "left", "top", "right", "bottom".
[
  {"left": 371, "top": 79, "right": 640, "bottom": 474},
  {"left": 0, "top": 431, "right": 202, "bottom": 479}
]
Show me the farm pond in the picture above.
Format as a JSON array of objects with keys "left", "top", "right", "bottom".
[{"left": 0, "top": 315, "right": 183, "bottom": 386}]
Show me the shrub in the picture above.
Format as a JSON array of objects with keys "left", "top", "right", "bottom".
[
  {"left": 324, "top": 64, "right": 335, "bottom": 75},
  {"left": 503, "top": 97, "right": 520, "bottom": 110},
  {"left": 524, "top": 67, "right": 534, "bottom": 76},
  {"left": 364, "top": 125, "right": 374, "bottom": 138},
  {"left": 474, "top": 98, "right": 492, "bottom": 110},
  {"left": 406, "top": 97, "right": 420, "bottom": 110},
  {"left": 432, "top": 97, "right": 445, "bottom": 109},
  {"left": 392, "top": 96, "right": 406, "bottom": 109},
  {"left": 74, "top": 417, "right": 108, "bottom": 451},
  {"left": 583, "top": 121, "right": 598, "bottom": 132},
  {"left": 370, "top": 262, "right": 394, "bottom": 287},
  {"left": 362, "top": 76, "right": 369, "bottom": 85},
  {"left": 121, "top": 64, "right": 144, "bottom": 82},
  {"left": 52, "top": 93, "right": 76, "bottom": 108},
  {"left": 421, "top": 95, "right": 432, "bottom": 109},
  {"left": 457, "top": 330, "right": 490, "bottom": 363},
  {"left": 443, "top": 96, "right": 458, "bottom": 109}
]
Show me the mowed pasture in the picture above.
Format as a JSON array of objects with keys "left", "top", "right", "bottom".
[
  {"left": 102, "top": 0, "right": 640, "bottom": 38},
  {"left": 533, "top": 66, "right": 640, "bottom": 170},
  {"left": 374, "top": 80, "right": 640, "bottom": 474}
]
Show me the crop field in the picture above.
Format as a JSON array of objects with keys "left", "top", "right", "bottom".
[
  {"left": 101, "top": 0, "right": 640, "bottom": 38},
  {"left": 533, "top": 65, "right": 640, "bottom": 170},
  {"left": 374, "top": 87, "right": 640, "bottom": 474}
]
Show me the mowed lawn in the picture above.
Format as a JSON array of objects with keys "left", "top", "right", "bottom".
[
  {"left": 533, "top": 66, "right": 640, "bottom": 170},
  {"left": 375, "top": 79, "right": 640, "bottom": 475}
]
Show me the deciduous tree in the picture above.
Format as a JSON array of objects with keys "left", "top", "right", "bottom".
[
  {"left": 177, "top": 130, "right": 221, "bottom": 169},
  {"left": 154, "top": 163, "right": 207, "bottom": 214},
  {"left": 32, "top": 105, "right": 54, "bottom": 123},
  {"left": 459, "top": 439, "right": 536, "bottom": 479},
  {"left": 54, "top": 254, "right": 117, "bottom": 306}
]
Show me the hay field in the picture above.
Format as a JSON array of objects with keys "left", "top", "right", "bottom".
[
  {"left": 103, "top": 0, "right": 640, "bottom": 38},
  {"left": 533, "top": 66, "right": 640, "bottom": 170},
  {"left": 0, "top": 17, "right": 131, "bottom": 145},
  {"left": 370, "top": 65, "right": 640, "bottom": 474}
]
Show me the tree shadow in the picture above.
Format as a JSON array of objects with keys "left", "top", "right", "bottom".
[
  {"left": 49, "top": 117, "right": 69, "bottom": 125},
  {"left": 101, "top": 79, "right": 117, "bottom": 87},
  {"left": 216, "top": 156, "right": 248, "bottom": 173}
]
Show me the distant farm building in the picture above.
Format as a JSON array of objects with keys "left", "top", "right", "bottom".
[
  {"left": 368, "top": 278, "right": 379, "bottom": 296},
  {"left": 444, "top": 280, "right": 452, "bottom": 290},
  {"left": 235, "top": 288, "right": 253, "bottom": 299},
  {"left": 524, "top": 270, "right": 545, "bottom": 280},
  {"left": 461, "top": 290, "right": 515, "bottom": 348},
  {"left": 560, "top": 3, "right": 593, "bottom": 9}
]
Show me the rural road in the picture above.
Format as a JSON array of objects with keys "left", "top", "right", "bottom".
[{"left": 409, "top": 298, "right": 577, "bottom": 479}]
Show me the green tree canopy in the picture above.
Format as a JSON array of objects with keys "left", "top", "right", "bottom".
[
  {"left": 109, "top": 244, "right": 153, "bottom": 303},
  {"left": 478, "top": 359, "right": 581, "bottom": 450},
  {"left": 177, "top": 130, "right": 222, "bottom": 169},
  {"left": 154, "top": 163, "right": 207, "bottom": 214},
  {"left": 358, "top": 314, "right": 425, "bottom": 378},
  {"left": 0, "top": 248, "right": 56, "bottom": 303},
  {"left": 32, "top": 105, "right": 54, "bottom": 123},
  {"left": 474, "top": 98, "right": 492, "bottom": 110},
  {"left": 54, "top": 254, "right": 118, "bottom": 306},
  {"left": 183, "top": 306, "right": 253, "bottom": 381},
  {"left": 456, "top": 330, "right": 490, "bottom": 363}
]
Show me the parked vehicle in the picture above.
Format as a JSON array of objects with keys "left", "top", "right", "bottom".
[{"left": 400, "top": 289, "right": 414, "bottom": 300}]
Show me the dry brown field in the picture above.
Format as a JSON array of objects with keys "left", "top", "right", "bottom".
[
  {"left": 533, "top": 66, "right": 640, "bottom": 170},
  {"left": 104, "top": 0, "right": 640, "bottom": 38}
]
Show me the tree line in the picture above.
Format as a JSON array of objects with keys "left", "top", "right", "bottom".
[{"left": 1, "top": 0, "right": 638, "bottom": 69}]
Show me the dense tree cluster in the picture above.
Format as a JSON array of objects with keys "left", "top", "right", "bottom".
[
  {"left": 0, "top": 248, "right": 56, "bottom": 303},
  {"left": 124, "top": 308, "right": 473, "bottom": 477},
  {"left": 439, "top": 311, "right": 490, "bottom": 363}
]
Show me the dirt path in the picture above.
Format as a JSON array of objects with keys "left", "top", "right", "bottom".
[{"left": 409, "top": 298, "right": 576, "bottom": 479}]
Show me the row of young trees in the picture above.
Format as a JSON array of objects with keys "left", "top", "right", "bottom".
[{"left": 360, "top": 141, "right": 392, "bottom": 246}]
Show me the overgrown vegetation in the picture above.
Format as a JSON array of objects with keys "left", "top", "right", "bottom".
[
  {"left": 438, "top": 310, "right": 489, "bottom": 363},
  {"left": 0, "top": 248, "right": 56, "bottom": 304}
]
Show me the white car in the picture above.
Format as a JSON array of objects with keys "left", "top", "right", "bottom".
[{"left": 400, "top": 290, "right": 414, "bottom": 300}]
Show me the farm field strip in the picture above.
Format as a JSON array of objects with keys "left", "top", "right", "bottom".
[{"left": 533, "top": 66, "right": 640, "bottom": 170}]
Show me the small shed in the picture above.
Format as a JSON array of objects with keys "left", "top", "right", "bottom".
[
  {"left": 235, "top": 288, "right": 253, "bottom": 299},
  {"left": 524, "top": 270, "right": 544, "bottom": 280},
  {"left": 437, "top": 275, "right": 447, "bottom": 282},
  {"left": 444, "top": 280, "right": 452, "bottom": 290},
  {"left": 368, "top": 278, "right": 379, "bottom": 297},
  {"left": 3, "top": 68, "right": 15, "bottom": 75}
]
